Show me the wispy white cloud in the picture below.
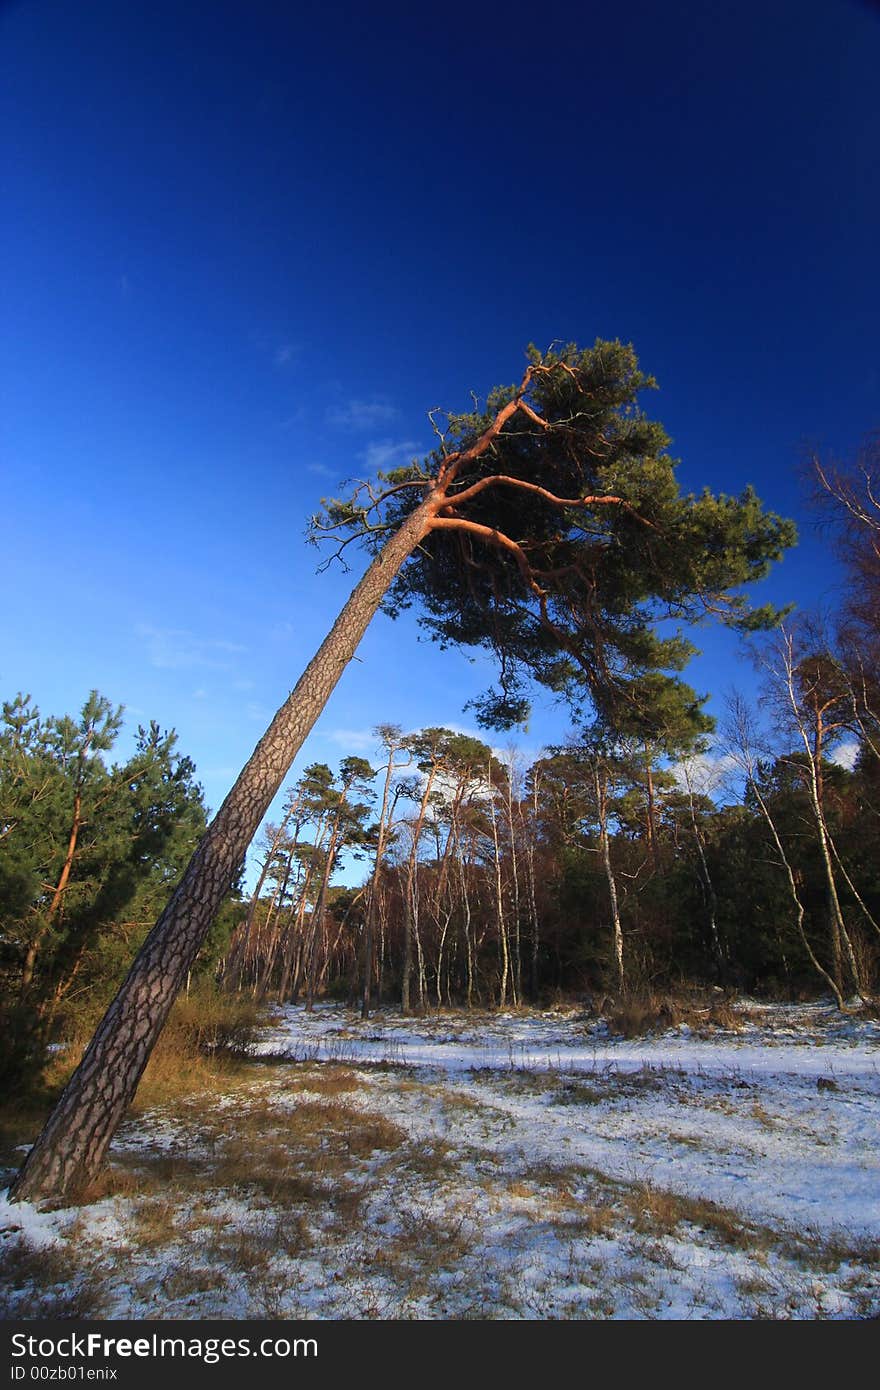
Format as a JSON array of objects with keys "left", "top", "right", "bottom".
[
  {"left": 307, "top": 462, "right": 336, "bottom": 478},
  {"left": 328, "top": 398, "right": 399, "bottom": 430},
  {"left": 830, "top": 741, "right": 859, "bottom": 771},
  {"left": 670, "top": 752, "right": 739, "bottom": 795},
  {"left": 323, "top": 727, "right": 380, "bottom": 754},
  {"left": 361, "top": 439, "right": 421, "bottom": 472},
  {"left": 138, "top": 625, "right": 246, "bottom": 671}
]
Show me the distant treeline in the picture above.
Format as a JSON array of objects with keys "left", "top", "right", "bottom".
[
  {"left": 3, "top": 641, "right": 879, "bottom": 1096},
  {"left": 220, "top": 658, "right": 880, "bottom": 1019},
  {"left": 3, "top": 438, "right": 879, "bottom": 1086},
  {"left": 2, "top": 632, "right": 880, "bottom": 1094}
]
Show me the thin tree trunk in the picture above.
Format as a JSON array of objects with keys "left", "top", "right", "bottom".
[
  {"left": 21, "top": 792, "right": 83, "bottom": 996},
  {"left": 488, "top": 762, "right": 509, "bottom": 1007},
  {"left": 237, "top": 800, "right": 302, "bottom": 991},
  {"left": 306, "top": 813, "right": 346, "bottom": 1010},
  {"left": 525, "top": 774, "right": 541, "bottom": 1002},
  {"left": 400, "top": 859, "right": 413, "bottom": 1014},
  {"left": 750, "top": 778, "right": 846, "bottom": 1011},
  {"left": 682, "top": 762, "right": 724, "bottom": 978},
  {"left": 402, "top": 764, "right": 439, "bottom": 1014},
  {"left": 644, "top": 751, "right": 658, "bottom": 868},
  {"left": 362, "top": 746, "right": 398, "bottom": 1020},
  {"left": 10, "top": 497, "right": 436, "bottom": 1202},
  {"left": 504, "top": 769, "right": 523, "bottom": 1005},
  {"left": 594, "top": 764, "right": 624, "bottom": 994},
  {"left": 456, "top": 818, "right": 474, "bottom": 1009},
  {"left": 287, "top": 853, "right": 321, "bottom": 1004},
  {"left": 727, "top": 694, "right": 847, "bottom": 1011}
]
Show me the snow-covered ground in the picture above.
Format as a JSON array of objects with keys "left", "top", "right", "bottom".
[{"left": 2, "top": 1000, "right": 879, "bottom": 1320}]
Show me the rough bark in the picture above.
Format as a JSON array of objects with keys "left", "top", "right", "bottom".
[{"left": 10, "top": 496, "right": 436, "bottom": 1202}]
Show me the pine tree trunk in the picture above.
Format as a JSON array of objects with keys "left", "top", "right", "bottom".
[
  {"left": 400, "top": 865, "right": 413, "bottom": 1014},
  {"left": 644, "top": 752, "right": 658, "bottom": 868},
  {"left": 488, "top": 763, "right": 509, "bottom": 1007},
  {"left": 455, "top": 816, "right": 475, "bottom": 1009},
  {"left": 362, "top": 748, "right": 397, "bottom": 1020},
  {"left": 10, "top": 497, "right": 436, "bottom": 1202},
  {"left": 504, "top": 775, "right": 522, "bottom": 1005},
  {"left": 305, "top": 819, "right": 343, "bottom": 1011},
  {"left": 21, "top": 792, "right": 83, "bottom": 996},
  {"left": 402, "top": 764, "right": 438, "bottom": 1014}
]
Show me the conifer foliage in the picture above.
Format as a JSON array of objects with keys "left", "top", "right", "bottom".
[{"left": 9, "top": 341, "right": 797, "bottom": 1201}]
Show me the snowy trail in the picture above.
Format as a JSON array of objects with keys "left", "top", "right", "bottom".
[{"left": 255, "top": 1004, "right": 880, "bottom": 1080}]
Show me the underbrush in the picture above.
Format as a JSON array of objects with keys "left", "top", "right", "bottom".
[
  {"left": 131, "top": 988, "right": 264, "bottom": 1108},
  {"left": 600, "top": 990, "right": 751, "bottom": 1039},
  {"left": 0, "top": 987, "right": 267, "bottom": 1178}
]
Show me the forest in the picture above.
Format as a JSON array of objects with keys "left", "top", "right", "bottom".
[
  {"left": 2, "top": 403, "right": 878, "bottom": 1106},
  {"left": 3, "top": 0, "right": 878, "bottom": 1328},
  {"left": 2, "top": 624, "right": 878, "bottom": 1084},
  {"left": 2, "top": 350, "right": 879, "bottom": 1321}
]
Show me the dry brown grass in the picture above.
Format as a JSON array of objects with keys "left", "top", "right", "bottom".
[
  {"left": 358, "top": 1202, "right": 475, "bottom": 1300},
  {"left": 552, "top": 1069, "right": 670, "bottom": 1106},
  {"left": 392, "top": 1137, "right": 457, "bottom": 1180},
  {"left": 604, "top": 991, "right": 750, "bottom": 1039},
  {"left": 34, "top": 988, "right": 264, "bottom": 1117},
  {"left": 125, "top": 1091, "right": 405, "bottom": 1219},
  {"left": 282, "top": 1065, "right": 361, "bottom": 1096},
  {"left": 159, "top": 1263, "right": 226, "bottom": 1301},
  {"left": 75, "top": 1163, "right": 159, "bottom": 1203},
  {"left": 0, "top": 1237, "right": 109, "bottom": 1319},
  {"left": 128, "top": 1198, "right": 186, "bottom": 1250},
  {"left": 618, "top": 1179, "right": 878, "bottom": 1275}
]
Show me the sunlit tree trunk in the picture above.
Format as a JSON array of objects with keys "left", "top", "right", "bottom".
[
  {"left": 726, "top": 695, "right": 846, "bottom": 1010},
  {"left": 525, "top": 771, "right": 541, "bottom": 1002},
  {"left": 10, "top": 497, "right": 437, "bottom": 1202},
  {"left": 305, "top": 822, "right": 344, "bottom": 1011},
  {"left": 455, "top": 814, "right": 475, "bottom": 1009},
  {"left": 779, "top": 634, "right": 866, "bottom": 1002},
  {"left": 401, "top": 763, "right": 439, "bottom": 1014},
  {"left": 361, "top": 736, "right": 402, "bottom": 1020},
  {"left": 503, "top": 764, "right": 523, "bottom": 1005},
  {"left": 487, "top": 762, "right": 510, "bottom": 1007}
]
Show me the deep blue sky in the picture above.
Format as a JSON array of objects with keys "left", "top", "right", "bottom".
[{"left": 2, "top": 0, "right": 878, "bottom": 870}]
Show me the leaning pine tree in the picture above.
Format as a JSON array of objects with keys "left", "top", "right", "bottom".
[{"left": 10, "top": 340, "right": 796, "bottom": 1201}]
